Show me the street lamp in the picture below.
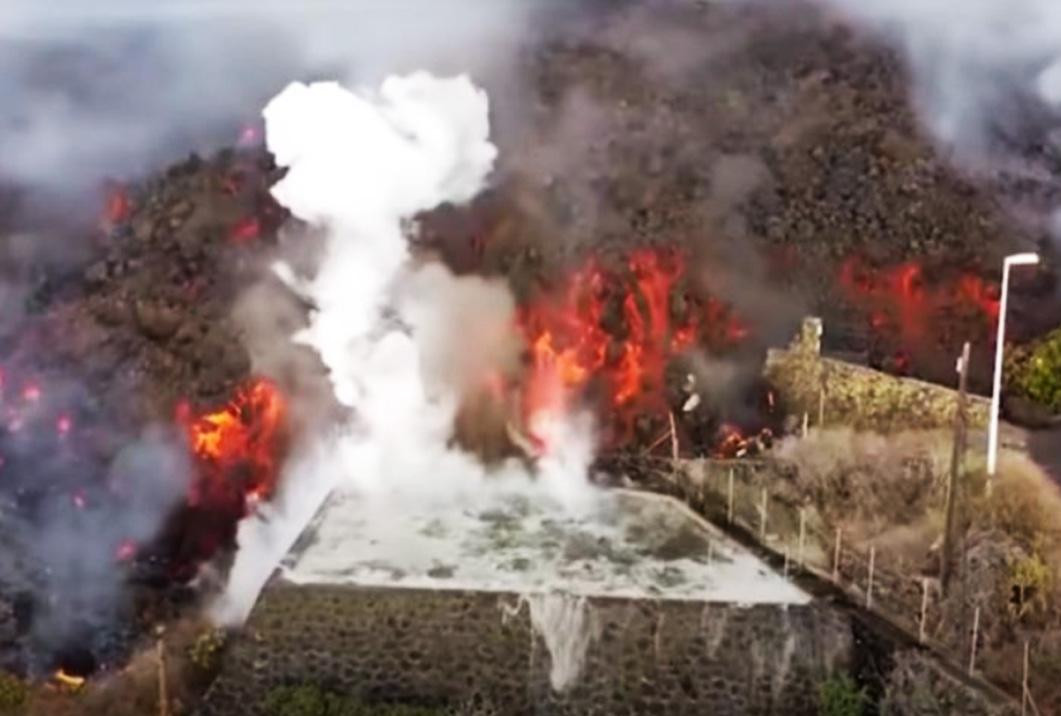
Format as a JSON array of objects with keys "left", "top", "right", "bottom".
[{"left": 987, "top": 252, "right": 1040, "bottom": 477}]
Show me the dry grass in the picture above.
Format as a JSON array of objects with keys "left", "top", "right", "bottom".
[
  {"left": 773, "top": 427, "right": 951, "bottom": 542},
  {"left": 22, "top": 616, "right": 219, "bottom": 716},
  {"left": 775, "top": 428, "right": 1061, "bottom": 709}
]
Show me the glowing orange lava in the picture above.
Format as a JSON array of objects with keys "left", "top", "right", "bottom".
[
  {"left": 230, "top": 216, "right": 261, "bottom": 243},
  {"left": 53, "top": 670, "right": 85, "bottom": 689},
  {"left": 176, "top": 378, "right": 286, "bottom": 512},
  {"left": 839, "top": 258, "right": 1000, "bottom": 350},
  {"left": 518, "top": 248, "right": 746, "bottom": 441},
  {"left": 103, "top": 183, "right": 131, "bottom": 225}
]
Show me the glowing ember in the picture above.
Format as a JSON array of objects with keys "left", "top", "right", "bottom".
[
  {"left": 72, "top": 490, "right": 87, "bottom": 510},
  {"left": 103, "top": 183, "right": 131, "bottom": 225},
  {"left": 237, "top": 124, "right": 262, "bottom": 147},
  {"left": 115, "top": 539, "right": 137, "bottom": 562},
  {"left": 714, "top": 423, "right": 748, "bottom": 459},
  {"left": 177, "top": 378, "right": 286, "bottom": 513},
  {"left": 518, "top": 247, "right": 746, "bottom": 443},
  {"left": 22, "top": 384, "right": 40, "bottom": 403},
  {"left": 230, "top": 216, "right": 261, "bottom": 243},
  {"left": 53, "top": 670, "right": 85, "bottom": 689},
  {"left": 56, "top": 415, "right": 72, "bottom": 436}
]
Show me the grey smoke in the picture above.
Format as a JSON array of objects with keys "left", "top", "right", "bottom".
[
  {"left": 4, "top": 425, "right": 191, "bottom": 673},
  {"left": 808, "top": 0, "right": 1061, "bottom": 168},
  {"left": 0, "top": 0, "right": 552, "bottom": 197}
]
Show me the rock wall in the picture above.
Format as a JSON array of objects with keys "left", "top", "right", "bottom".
[
  {"left": 201, "top": 582, "right": 852, "bottom": 716},
  {"left": 765, "top": 317, "right": 990, "bottom": 433}
]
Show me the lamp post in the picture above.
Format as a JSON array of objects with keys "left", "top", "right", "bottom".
[{"left": 987, "top": 252, "right": 1040, "bottom": 478}]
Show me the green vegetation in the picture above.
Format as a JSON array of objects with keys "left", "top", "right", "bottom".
[
  {"left": 263, "top": 684, "right": 446, "bottom": 716},
  {"left": 0, "top": 671, "right": 26, "bottom": 713},
  {"left": 818, "top": 673, "right": 867, "bottom": 716},
  {"left": 187, "top": 628, "right": 227, "bottom": 672},
  {"left": 1008, "top": 330, "right": 1061, "bottom": 412},
  {"left": 1010, "top": 553, "right": 1052, "bottom": 620}
]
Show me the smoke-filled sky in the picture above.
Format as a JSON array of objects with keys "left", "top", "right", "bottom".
[
  {"left": 0, "top": 0, "right": 555, "bottom": 195},
  {"left": 811, "top": 0, "right": 1061, "bottom": 169}
]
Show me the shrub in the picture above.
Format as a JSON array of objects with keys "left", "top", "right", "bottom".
[
  {"left": 263, "top": 684, "right": 446, "bottom": 716},
  {"left": 1009, "top": 331, "right": 1061, "bottom": 412},
  {"left": 187, "top": 628, "right": 227, "bottom": 672},
  {"left": 818, "top": 673, "right": 868, "bottom": 716},
  {"left": 1010, "top": 553, "right": 1052, "bottom": 620},
  {"left": 0, "top": 672, "right": 26, "bottom": 713}
]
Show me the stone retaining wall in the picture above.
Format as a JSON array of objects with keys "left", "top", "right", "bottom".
[
  {"left": 202, "top": 583, "right": 852, "bottom": 716},
  {"left": 765, "top": 317, "right": 990, "bottom": 433}
]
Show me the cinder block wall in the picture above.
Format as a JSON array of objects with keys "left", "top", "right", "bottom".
[{"left": 202, "top": 582, "right": 852, "bottom": 716}]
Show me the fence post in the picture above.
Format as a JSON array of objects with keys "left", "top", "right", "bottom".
[
  {"left": 802, "top": 412, "right": 809, "bottom": 438},
  {"left": 832, "top": 528, "right": 842, "bottom": 581},
  {"left": 919, "top": 578, "right": 929, "bottom": 643},
  {"left": 1022, "top": 640, "right": 1030, "bottom": 716},
  {"left": 969, "top": 607, "right": 981, "bottom": 676},
  {"left": 798, "top": 508, "right": 807, "bottom": 568},
  {"left": 668, "top": 411, "right": 679, "bottom": 461},
  {"left": 818, "top": 385, "right": 825, "bottom": 426},
  {"left": 866, "top": 547, "right": 876, "bottom": 609},
  {"left": 760, "top": 488, "right": 769, "bottom": 539},
  {"left": 157, "top": 625, "right": 169, "bottom": 716},
  {"left": 727, "top": 469, "right": 734, "bottom": 525}
]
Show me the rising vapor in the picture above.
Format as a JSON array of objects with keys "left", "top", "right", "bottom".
[{"left": 213, "top": 75, "right": 599, "bottom": 624}]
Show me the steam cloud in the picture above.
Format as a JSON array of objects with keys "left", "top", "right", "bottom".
[
  {"left": 0, "top": 0, "right": 542, "bottom": 197},
  {"left": 214, "top": 75, "right": 599, "bottom": 624}
]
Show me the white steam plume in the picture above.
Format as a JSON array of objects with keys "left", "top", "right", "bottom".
[{"left": 213, "top": 75, "right": 598, "bottom": 624}]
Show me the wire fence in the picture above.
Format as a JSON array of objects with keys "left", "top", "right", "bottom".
[{"left": 625, "top": 455, "right": 1038, "bottom": 714}]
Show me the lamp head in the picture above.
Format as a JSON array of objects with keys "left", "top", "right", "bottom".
[{"left": 1005, "top": 252, "right": 1040, "bottom": 267}]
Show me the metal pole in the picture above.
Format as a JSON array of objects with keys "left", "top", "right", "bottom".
[
  {"left": 989, "top": 253, "right": 1040, "bottom": 478},
  {"left": 942, "top": 342, "right": 970, "bottom": 593},
  {"left": 988, "top": 263, "right": 1011, "bottom": 478}
]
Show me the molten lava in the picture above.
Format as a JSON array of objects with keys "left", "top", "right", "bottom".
[
  {"left": 518, "top": 247, "right": 746, "bottom": 442},
  {"left": 177, "top": 378, "right": 286, "bottom": 510},
  {"left": 164, "top": 379, "right": 286, "bottom": 577},
  {"left": 839, "top": 258, "right": 1000, "bottom": 352},
  {"left": 102, "top": 183, "right": 131, "bottom": 226},
  {"left": 230, "top": 216, "right": 261, "bottom": 243},
  {"left": 53, "top": 670, "right": 85, "bottom": 690}
]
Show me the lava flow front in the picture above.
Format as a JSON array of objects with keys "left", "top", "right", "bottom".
[
  {"left": 166, "top": 378, "right": 287, "bottom": 578},
  {"left": 518, "top": 247, "right": 748, "bottom": 445},
  {"left": 838, "top": 258, "right": 1001, "bottom": 368}
]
